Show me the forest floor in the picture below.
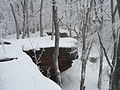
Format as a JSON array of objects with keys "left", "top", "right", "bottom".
[
  {"left": 0, "top": 33, "right": 110, "bottom": 90},
  {"left": 0, "top": 43, "right": 61, "bottom": 90}
]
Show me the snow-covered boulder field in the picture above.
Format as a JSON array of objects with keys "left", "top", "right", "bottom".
[{"left": 0, "top": 43, "right": 61, "bottom": 90}]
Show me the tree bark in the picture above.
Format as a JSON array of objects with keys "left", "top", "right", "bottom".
[
  {"left": 80, "top": 0, "right": 93, "bottom": 90},
  {"left": 10, "top": 3, "right": 20, "bottom": 39},
  {"left": 21, "top": 0, "right": 29, "bottom": 38},
  {"left": 30, "top": 0, "right": 35, "bottom": 33},
  {"left": 116, "top": 0, "right": 120, "bottom": 18},
  {"left": 21, "top": 0, "right": 26, "bottom": 39},
  {"left": 111, "top": 35, "right": 120, "bottom": 90},
  {"left": 98, "top": 46, "right": 103, "bottom": 89},
  {"left": 97, "top": 0, "right": 104, "bottom": 89},
  {"left": 51, "top": 1, "right": 55, "bottom": 40},
  {"left": 26, "top": 0, "right": 29, "bottom": 38},
  {"left": 40, "top": 0, "right": 44, "bottom": 37},
  {"left": 52, "top": 0, "right": 61, "bottom": 86},
  {"left": 110, "top": 1, "right": 120, "bottom": 90}
]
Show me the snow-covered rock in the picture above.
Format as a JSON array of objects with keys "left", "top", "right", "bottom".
[
  {"left": 0, "top": 44, "right": 61, "bottom": 90},
  {"left": 5, "top": 36, "right": 77, "bottom": 51}
]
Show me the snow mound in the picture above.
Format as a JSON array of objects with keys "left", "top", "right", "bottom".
[{"left": 0, "top": 45, "right": 61, "bottom": 90}]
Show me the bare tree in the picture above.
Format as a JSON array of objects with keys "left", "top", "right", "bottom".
[
  {"left": 80, "top": 0, "right": 93, "bottom": 90},
  {"left": 40, "top": 0, "right": 44, "bottom": 37},
  {"left": 20, "top": 0, "right": 29, "bottom": 38},
  {"left": 93, "top": 0, "right": 104, "bottom": 89},
  {"left": 25, "top": 0, "right": 29, "bottom": 38},
  {"left": 51, "top": 0, "right": 55, "bottom": 40},
  {"left": 110, "top": 1, "right": 120, "bottom": 89},
  {"left": 116, "top": 0, "right": 120, "bottom": 18},
  {"left": 52, "top": 0, "right": 61, "bottom": 86},
  {"left": 110, "top": 34, "right": 120, "bottom": 90},
  {"left": 30, "top": 0, "right": 35, "bottom": 33},
  {"left": 10, "top": 3, "right": 20, "bottom": 39}
]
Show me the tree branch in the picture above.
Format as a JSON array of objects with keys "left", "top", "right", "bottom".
[{"left": 97, "top": 32, "right": 113, "bottom": 69}]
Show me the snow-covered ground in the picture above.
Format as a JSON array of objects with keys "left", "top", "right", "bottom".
[
  {"left": 0, "top": 36, "right": 77, "bottom": 90},
  {"left": 2, "top": 36, "right": 77, "bottom": 50},
  {"left": 0, "top": 41, "right": 61, "bottom": 90},
  {"left": 0, "top": 36, "right": 109, "bottom": 90},
  {"left": 61, "top": 60, "right": 99, "bottom": 90},
  {"left": 61, "top": 45, "right": 109, "bottom": 90}
]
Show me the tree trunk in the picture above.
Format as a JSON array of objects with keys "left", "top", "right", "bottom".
[
  {"left": 51, "top": 1, "right": 55, "bottom": 40},
  {"left": 111, "top": 1, "right": 120, "bottom": 89},
  {"left": 80, "top": 27, "right": 86, "bottom": 90},
  {"left": 98, "top": 46, "right": 103, "bottom": 90},
  {"left": 116, "top": 0, "right": 120, "bottom": 18},
  {"left": 21, "top": 0, "right": 29, "bottom": 38},
  {"left": 40, "top": 0, "right": 44, "bottom": 37},
  {"left": 111, "top": 35, "right": 120, "bottom": 90},
  {"left": 52, "top": 0, "right": 61, "bottom": 86},
  {"left": 97, "top": 0, "right": 104, "bottom": 89},
  {"left": 30, "top": 0, "right": 35, "bottom": 33},
  {"left": 80, "top": 0, "right": 93, "bottom": 89},
  {"left": 21, "top": 0, "right": 26, "bottom": 39},
  {"left": 80, "top": 55, "right": 87, "bottom": 90},
  {"left": 109, "top": 0, "right": 118, "bottom": 89},
  {"left": 26, "top": 0, "right": 29, "bottom": 38},
  {"left": 10, "top": 3, "right": 20, "bottom": 39}
]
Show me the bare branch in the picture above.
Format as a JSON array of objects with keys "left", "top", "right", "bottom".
[{"left": 97, "top": 32, "right": 113, "bottom": 69}]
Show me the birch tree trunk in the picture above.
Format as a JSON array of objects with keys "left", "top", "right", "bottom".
[
  {"left": 51, "top": 0, "right": 55, "bottom": 40},
  {"left": 98, "top": 46, "right": 103, "bottom": 90},
  {"left": 21, "top": 0, "right": 26, "bottom": 39},
  {"left": 21, "top": 0, "right": 29, "bottom": 38},
  {"left": 80, "top": 15, "right": 87, "bottom": 90},
  {"left": 110, "top": 34, "right": 120, "bottom": 90},
  {"left": 25, "top": 0, "right": 29, "bottom": 38},
  {"left": 97, "top": 0, "right": 104, "bottom": 89},
  {"left": 80, "top": 0, "right": 93, "bottom": 90},
  {"left": 116, "top": 0, "right": 120, "bottom": 18},
  {"left": 110, "top": 1, "right": 120, "bottom": 88},
  {"left": 10, "top": 3, "right": 20, "bottom": 39},
  {"left": 52, "top": 0, "right": 61, "bottom": 86},
  {"left": 40, "top": 0, "right": 44, "bottom": 37},
  {"left": 109, "top": 0, "right": 115, "bottom": 89},
  {"left": 30, "top": 0, "right": 35, "bottom": 33}
]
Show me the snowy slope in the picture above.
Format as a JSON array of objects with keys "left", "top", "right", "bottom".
[
  {"left": 0, "top": 36, "right": 77, "bottom": 90},
  {"left": 4, "top": 36, "right": 77, "bottom": 50},
  {"left": 61, "top": 60, "right": 99, "bottom": 90},
  {"left": 0, "top": 44, "right": 61, "bottom": 90},
  {"left": 61, "top": 47, "right": 109, "bottom": 90},
  {"left": 0, "top": 36, "right": 110, "bottom": 90}
]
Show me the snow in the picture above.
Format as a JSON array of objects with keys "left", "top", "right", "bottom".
[
  {"left": 61, "top": 46, "right": 109, "bottom": 90},
  {"left": 0, "top": 36, "right": 109, "bottom": 90},
  {"left": 0, "top": 36, "right": 77, "bottom": 90},
  {"left": 61, "top": 60, "right": 99, "bottom": 90},
  {"left": 0, "top": 44, "right": 61, "bottom": 90},
  {"left": 4, "top": 36, "right": 77, "bottom": 50},
  {"left": 45, "top": 28, "right": 69, "bottom": 33}
]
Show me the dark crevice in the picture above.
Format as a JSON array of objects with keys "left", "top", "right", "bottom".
[{"left": 23, "top": 47, "right": 78, "bottom": 83}]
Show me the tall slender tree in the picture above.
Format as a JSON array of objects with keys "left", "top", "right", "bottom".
[
  {"left": 10, "top": 2, "right": 20, "bottom": 39},
  {"left": 80, "top": 0, "right": 93, "bottom": 90},
  {"left": 40, "top": 0, "right": 44, "bottom": 37},
  {"left": 116, "top": 0, "right": 120, "bottom": 18},
  {"left": 52, "top": 0, "right": 61, "bottom": 86},
  {"left": 110, "top": 1, "right": 120, "bottom": 90}
]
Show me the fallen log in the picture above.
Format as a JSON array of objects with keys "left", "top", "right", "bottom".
[
  {"left": 0, "top": 42, "right": 11, "bottom": 45},
  {"left": 0, "top": 57, "right": 18, "bottom": 62}
]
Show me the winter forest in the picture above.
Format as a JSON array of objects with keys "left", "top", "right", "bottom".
[{"left": 0, "top": 0, "right": 120, "bottom": 90}]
